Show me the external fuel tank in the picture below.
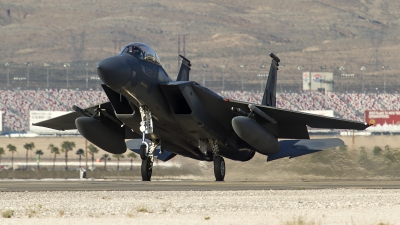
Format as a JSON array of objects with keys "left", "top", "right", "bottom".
[{"left": 232, "top": 116, "right": 279, "bottom": 155}]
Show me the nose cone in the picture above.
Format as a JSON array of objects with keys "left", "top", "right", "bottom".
[{"left": 97, "top": 55, "right": 131, "bottom": 88}]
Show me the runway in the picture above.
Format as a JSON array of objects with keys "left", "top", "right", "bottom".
[{"left": 1, "top": 179, "right": 400, "bottom": 192}]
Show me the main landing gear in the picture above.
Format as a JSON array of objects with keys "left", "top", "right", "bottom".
[
  {"left": 209, "top": 139, "right": 225, "bottom": 181},
  {"left": 139, "top": 106, "right": 156, "bottom": 181}
]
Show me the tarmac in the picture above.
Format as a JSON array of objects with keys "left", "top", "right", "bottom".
[{"left": 1, "top": 179, "right": 400, "bottom": 192}]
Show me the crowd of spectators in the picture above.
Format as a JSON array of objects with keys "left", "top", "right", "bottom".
[
  {"left": 1, "top": 89, "right": 400, "bottom": 131},
  {"left": 220, "top": 91, "right": 400, "bottom": 122},
  {"left": 0, "top": 89, "right": 107, "bottom": 131}
]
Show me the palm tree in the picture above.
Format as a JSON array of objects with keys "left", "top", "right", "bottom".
[
  {"left": 50, "top": 145, "right": 60, "bottom": 171},
  {"left": 100, "top": 154, "right": 111, "bottom": 170},
  {"left": 88, "top": 144, "right": 99, "bottom": 169},
  {"left": 23, "top": 142, "right": 35, "bottom": 170},
  {"left": 35, "top": 150, "right": 43, "bottom": 170},
  {"left": 7, "top": 144, "right": 17, "bottom": 170},
  {"left": 113, "top": 154, "right": 125, "bottom": 171},
  {"left": 61, "top": 141, "right": 75, "bottom": 170},
  {"left": 127, "top": 152, "right": 137, "bottom": 170},
  {"left": 47, "top": 144, "right": 54, "bottom": 153},
  {"left": 76, "top": 149, "right": 85, "bottom": 168},
  {"left": 0, "top": 147, "right": 5, "bottom": 165}
]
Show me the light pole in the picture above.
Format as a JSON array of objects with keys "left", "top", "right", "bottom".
[
  {"left": 221, "top": 65, "right": 226, "bottom": 91},
  {"left": 25, "top": 62, "right": 32, "bottom": 88},
  {"left": 260, "top": 64, "right": 266, "bottom": 92},
  {"left": 297, "top": 66, "right": 303, "bottom": 92},
  {"left": 339, "top": 66, "right": 345, "bottom": 92},
  {"left": 64, "top": 63, "right": 70, "bottom": 89},
  {"left": 278, "top": 65, "right": 284, "bottom": 92},
  {"left": 382, "top": 65, "right": 388, "bottom": 93},
  {"left": 257, "top": 74, "right": 267, "bottom": 92},
  {"left": 360, "top": 66, "right": 366, "bottom": 91},
  {"left": 5, "top": 62, "right": 11, "bottom": 89},
  {"left": 44, "top": 63, "right": 51, "bottom": 89},
  {"left": 202, "top": 64, "right": 208, "bottom": 86},
  {"left": 240, "top": 65, "right": 246, "bottom": 91},
  {"left": 85, "top": 63, "right": 89, "bottom": 90}
]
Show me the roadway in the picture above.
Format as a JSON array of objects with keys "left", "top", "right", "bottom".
[{"left": 1, "top": 179, "right": 400, "bottom": 192}]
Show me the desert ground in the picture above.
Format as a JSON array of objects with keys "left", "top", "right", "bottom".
[
  {"left": 0, "top": 189, "right": 399, "bottom": 225},
  {"left": 1, "top": 135, "right": 400, "bottom": 224}
]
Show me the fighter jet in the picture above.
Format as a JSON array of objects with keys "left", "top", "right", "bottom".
[{"left": 34, "top": 42, "right": 369, "bottom": 181}]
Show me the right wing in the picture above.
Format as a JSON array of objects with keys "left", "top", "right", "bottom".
[{"left": 32, "top": 102, "right": 114, "bottom": 131}]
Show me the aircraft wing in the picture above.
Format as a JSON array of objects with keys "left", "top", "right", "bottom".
[
  {"left": 32, "top": 102, "right": 114, "bottom": 131},
  {"left": 228, "top": 99, "right": 369, "bottom": 130},
  {"left": 190, "top": 84, "right": 369, "bottom": 139}
]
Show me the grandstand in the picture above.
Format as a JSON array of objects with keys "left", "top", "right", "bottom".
[{"left": 1, "top": 88, "right": 399, "bottom": 132}]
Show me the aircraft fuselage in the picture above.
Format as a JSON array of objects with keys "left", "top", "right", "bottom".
[{"left": 97, "top": 51, "right": 255, "bottom": 162}]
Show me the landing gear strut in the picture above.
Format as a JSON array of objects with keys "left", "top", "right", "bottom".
[
  {"left": 138, "top": 105, "right": 157, "bottom": 181},
  {"left": 209, "top": 139, "right": 225, "bottom": 181}
]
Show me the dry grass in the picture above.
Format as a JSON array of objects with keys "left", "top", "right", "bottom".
[
  {"left": 1, "top": 209, "right": 15, "bottom": 218},
  {"left": 25, "top": 204, "right": 43, "bottom": 218},
  {"left": 283, "top": 216, "right": 317, "bottom": 225},
  {"left": 101, "top": 196, "right": 111, "bottom": 200},
  {"left": 137, "top": 206, "right": 151, "bottom": 213}
]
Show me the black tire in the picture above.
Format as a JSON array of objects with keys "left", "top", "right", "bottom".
[
  {"left": 213, "top": 156, "right": 225, "bottom": 181},
  {"left": 140, "top": 144, "right": 147, "bottom": 160},
  {"left": 141, "top": 157, "right": 152, "bottom": 181}
]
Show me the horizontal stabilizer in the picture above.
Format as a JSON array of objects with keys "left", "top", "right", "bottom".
[
  {"left": 125, "top": 139, "right": 176, "bottom": 162},
  {"left": 267, "top": 138, "right": 344, "bottom": 161}
]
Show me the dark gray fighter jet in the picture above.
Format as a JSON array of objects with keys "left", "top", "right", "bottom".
[{"left": 34, "top": 42, "right": 369, "bottom": 181}]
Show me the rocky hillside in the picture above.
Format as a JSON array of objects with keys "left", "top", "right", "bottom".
[{"left": 1, "top": 0, "right": 400, "bottom": 91}]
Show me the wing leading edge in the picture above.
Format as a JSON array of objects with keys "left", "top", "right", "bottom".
[{"left": 227, "top": 99, "right": 369, "bottom": 130}]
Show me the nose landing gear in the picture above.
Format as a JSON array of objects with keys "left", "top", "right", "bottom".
[
  {"left": 141, "top": 140, "right": 159, "bottom": 181},
  {"left": 139, "top": 105, "right": 157, "bottom": 181}
]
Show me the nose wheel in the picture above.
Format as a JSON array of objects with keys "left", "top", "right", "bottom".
[
  {"left": 140, "top": 143, "right": 147, "bottom": 160},
  {"left": 141, "top": 157, "right": 153, "bottom": 181},
  {"left": 140, "top": 140, "right": 158, "bottom": 181}
]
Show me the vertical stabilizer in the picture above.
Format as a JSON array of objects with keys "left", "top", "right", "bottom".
[
  {"left": 261, "top": 53, "right": 280, "bottom": 107},
  {"left": 176, "top": 55, "right": 191, "bottom": 81}
]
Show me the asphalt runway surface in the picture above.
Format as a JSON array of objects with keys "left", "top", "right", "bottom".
[{"left": 1, "top": 179, "right": 400, "bottom": 192}]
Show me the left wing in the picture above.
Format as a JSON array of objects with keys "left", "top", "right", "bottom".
[
  {"left": 190, "top": 84, "right": 369, "bottom": 139},
  {"left": 228, "top": 99, "right": 369, "bottom": 130}
]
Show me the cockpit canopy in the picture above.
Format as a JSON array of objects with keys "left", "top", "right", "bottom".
[{"left": 120, "top": 42, "right": 161, "bottom": 65}]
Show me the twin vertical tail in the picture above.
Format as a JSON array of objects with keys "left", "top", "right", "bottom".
[
  {"left": 176, "top": 55, "right": 191, "bottom": 81},
  {"left": 261, "top": 53, "right": 280, "bottom": 107}
]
